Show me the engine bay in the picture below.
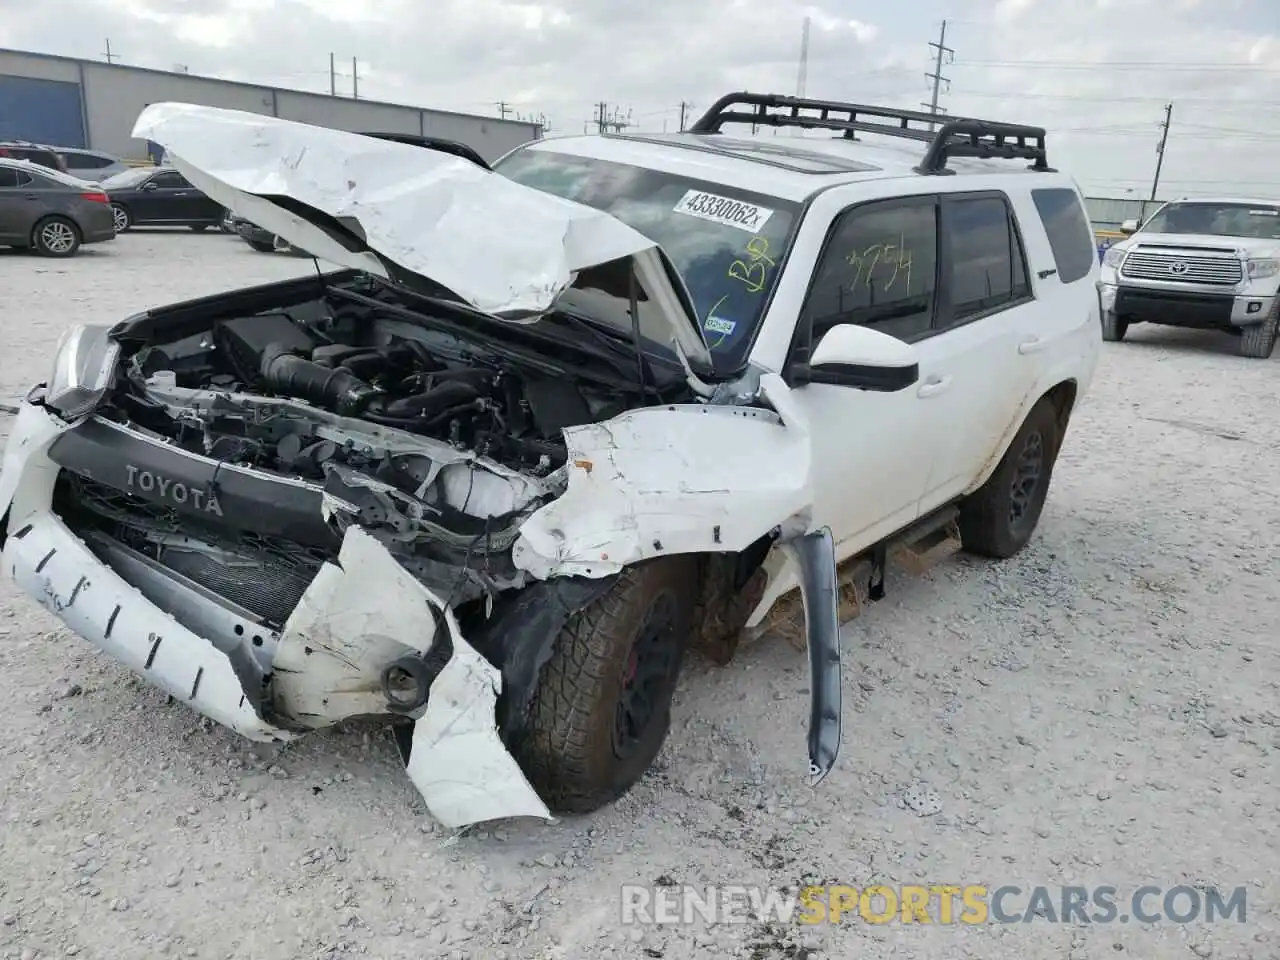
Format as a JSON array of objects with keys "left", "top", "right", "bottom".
[{"left": 75, "top": 278, "right": 688, "bottom": 608}]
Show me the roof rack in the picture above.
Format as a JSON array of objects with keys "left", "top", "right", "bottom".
[{"left": 688, "top": 92, "right": 1052, "bottom": 175}]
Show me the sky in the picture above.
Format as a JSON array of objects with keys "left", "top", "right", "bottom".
[{"left": 0, "top": 0, "right": 1276, "bottom": 199}]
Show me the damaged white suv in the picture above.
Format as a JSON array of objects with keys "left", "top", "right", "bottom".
[{"left": 0, "top": 94, "right": 1101, "bottom": 827}]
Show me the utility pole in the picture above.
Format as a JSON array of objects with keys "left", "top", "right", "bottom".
[
  {"left": 596, "top": 102, "right": 608, "bottom": 135},
  {"left": 351, "top": 57, "right": 359, "bottom": 99},
  {"left": 497, "top": 101, "right": 513, "bottom": 119},
  {"left": 678, "top": 101, "right": 690, "bottom": 132},
  {"left": 329, "top": 53, "right": 336, "bottom": 95},
  {"left": 1150, "top": 102, "right": 1173, "bottom": 201},
  {"left": 103, "top": 39, "right": 118, "bottom": 64},
  {"left": 925, "top": 20, "right": 953, "bottom": 131}
]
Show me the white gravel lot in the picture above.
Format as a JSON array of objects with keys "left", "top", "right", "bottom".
[{"left": 0, "top": 231, "right": 1277, "bottom": 960}]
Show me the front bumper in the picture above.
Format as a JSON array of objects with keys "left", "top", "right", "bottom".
[
  {"left": 1099, "top": 282, "right": 1276, "bottom": 329},
  {"left": 0, "top": 399, "right": 552, "bottom": 828}
]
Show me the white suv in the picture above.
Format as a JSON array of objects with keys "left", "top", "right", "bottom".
[
  {"left": 1098, "top": 198, "right": 1280, "bottom": 358},
  {"left": 0, "top": 95, "right": 1101, "bottom": 827}
]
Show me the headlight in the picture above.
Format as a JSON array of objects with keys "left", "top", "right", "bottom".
[
  {"left": 1102, "top": 247, "right": 1126, "bottom": 269},
  {"left": 1246, "top": 258, "right": 1279, "bottom": 280},
  {"left": 46, "top": 324, "right": 120, "bottom": 420}
]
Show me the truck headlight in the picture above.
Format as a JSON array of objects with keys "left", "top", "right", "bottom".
[
  {"left": 1246, "top": 258, "right": 1279, "bottom": 280},
  {"left": 46, "top": 324, "right": 119, "bottom": 420},
  {"left": 1102, "top": 247, "right": 1126, "bottom": 269}
]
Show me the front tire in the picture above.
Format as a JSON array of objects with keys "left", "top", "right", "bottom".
[
  {"left": 515, "top": 558, "right": 696, "bottom": 814},
  {"left": 110, "top": 203, "right": 131, "bottom": 233},
  {"left": 1238, "top": 301, "right": 1279, "bottom": 359},
  {"left": 32, "top": 216, "right": 81, "bottom": 257},
  {"left": 1101, "top": 311, "right": 1128, "bottom": 342},
  {"left": 959, "top": 398, "right": 1061, "bottom": 559}
]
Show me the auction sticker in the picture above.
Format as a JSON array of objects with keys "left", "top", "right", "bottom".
[{"left": 673, "top": 190, "right": 774, "bottom": 234}]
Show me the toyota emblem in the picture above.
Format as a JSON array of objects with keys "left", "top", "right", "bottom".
[{"left": 1169, "top": 261, "right": 1189, "bottom": 275}]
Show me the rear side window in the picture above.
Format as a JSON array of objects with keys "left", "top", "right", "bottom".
[
  {"left": 941, "top": 195, "right": 1030, "bottom": 325},
  {"left": 0, "top": 168, "right": 33, "bottom": 188},
  {"left": 63, "top": 153, "right": 113, "bottom": 170},
  {"left": 1031, "top": 188, "right": 1096, "bottom": 284}
]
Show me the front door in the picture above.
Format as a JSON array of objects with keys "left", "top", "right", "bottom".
[{"left": 787, "top": 194, "right": 943, "bottom": 557}]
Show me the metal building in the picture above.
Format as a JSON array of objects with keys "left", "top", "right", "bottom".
[{"left": 0, "top": 48, "right": 541, "bottom": 163}]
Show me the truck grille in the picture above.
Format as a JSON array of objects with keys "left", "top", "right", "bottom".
[
  {"left": 1120, "top": 249, "right": 1242, "bottom": 285},
  {"left": 54, "top": 474, "right": 331, "bottom": 626}
]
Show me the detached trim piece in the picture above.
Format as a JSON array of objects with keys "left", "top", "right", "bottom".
[
  {"left": 783, "top": 527, "right": 841, "bottom": 785},
  {"left": 689, "top": 92, "right": 1052, "bottom": 175}
]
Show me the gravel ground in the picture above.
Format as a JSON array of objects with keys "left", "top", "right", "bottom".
[{"left": 0, "top": 232, "right": 1277, "bottom": 960}]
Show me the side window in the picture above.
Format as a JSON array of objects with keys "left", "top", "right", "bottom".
[
  {"left": 151, "top": 172, "right": 189, "bottom": 188},
  {"left": 1031, "top": 187, "right": 1096, "bottom": 284},
  {"left": 800, "top": 199, "right": 938, "bottom": 343},
  {"left": 0, "top": 168, "right": 19, "bottom": 188},
  {"left": 65, "top": 153, "right": 112, "bottom": 170},
  {"left": 941, "top": 195, "right": 1029, "bottom": 327}
]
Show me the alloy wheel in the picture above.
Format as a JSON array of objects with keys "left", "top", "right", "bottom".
[{"left": 41, "top": 221, "right": 77, "bottom": 254}]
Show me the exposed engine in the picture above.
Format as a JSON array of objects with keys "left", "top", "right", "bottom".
[{"left": 69, "top": 280, "right": 664, "bottom": 615}]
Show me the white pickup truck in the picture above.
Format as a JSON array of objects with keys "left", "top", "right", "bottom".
[
  {"left": 0, "top": 93, "right": 1101, "bottom": 827},
  {"left": 1099, "top": 197, "right": 1280, "bottom": 358}
]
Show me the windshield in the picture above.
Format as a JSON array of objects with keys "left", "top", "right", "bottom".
[
  {"left": 1141, "top": 202, "right": 1280, "bottom": 240},
  {"left": 495, "top": 147, "right": 801, "bottom": 371},
  {"left": 103, "top": 168, "right": 154, "bottom": 189}
]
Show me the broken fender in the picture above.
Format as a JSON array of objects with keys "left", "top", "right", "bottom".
[{"left": 512, "top": 373, "right": 815, "bottom": 578}]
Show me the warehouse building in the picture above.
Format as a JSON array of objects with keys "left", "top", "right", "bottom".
[{"left": 0, "top": 48, "right": 542, "bottom": 163}]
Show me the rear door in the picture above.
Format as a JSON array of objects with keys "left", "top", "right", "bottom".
[
  {"left": 0, "top": 166, "right": 46, "bottom": 242},
  {"left": 914, "top": 191, "right": 1041, "bottom": 510}
]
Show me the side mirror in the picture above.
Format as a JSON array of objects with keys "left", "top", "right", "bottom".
[
  {"left": 141, "top": 181, "right": 158, "bottom": 191},
  {"left": 1119, "top": 218, "right": 1139, "bottom": 235},
  {"left": 794, "top": 324, "right": 919, "bottom": 392}
]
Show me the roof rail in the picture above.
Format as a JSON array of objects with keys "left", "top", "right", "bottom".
[{"left": 688, "top": 92, "right": 1052, "bottom": 175}]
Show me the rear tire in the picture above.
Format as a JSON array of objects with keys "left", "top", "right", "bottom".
[
  {"left": 1101, "top": 311, "right": 1128, "bottom": 342},
  {"left": 32, "top": 216, "right": 81, "bottom": 258},
  {"left": 110, "top": 203, "right": 131, "bottom": 233},
  {"left": 247, "top": 240, "right": 275, "bottom": 253},
  {"left": 1238, "top": 302, "right": 1279, "bottom": 359},
  {"left": 514, "top": 558, "right": 696, "bottom": 814},
  {"left": 959, "top": 398, "right": 1061, "bottom": 559}
]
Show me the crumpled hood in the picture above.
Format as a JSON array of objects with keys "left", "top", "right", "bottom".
[{"left": 131, "top": 102, "right": 713, "bottom": 370}]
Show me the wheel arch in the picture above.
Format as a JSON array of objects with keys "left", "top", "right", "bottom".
[
  {"left": 969, "top": 377, "right": 1079, "bottom": 495},
  {"left": 31, "top": 213, "right": 82, "bottom": 249}
]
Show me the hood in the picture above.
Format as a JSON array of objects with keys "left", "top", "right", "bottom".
[
  {"left": 132, "top": 102, "right": 714, "bottom": 374},
  {"left": 1121, "top": 233, "right": 1280, "bottom": 257}
]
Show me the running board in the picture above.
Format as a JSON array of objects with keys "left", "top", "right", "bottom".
[{"left": 763, "top": 507, "right": 962, "bottom": 650}]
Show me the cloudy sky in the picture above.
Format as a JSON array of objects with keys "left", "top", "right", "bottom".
[{"left": 1, "top": 0, "right": 1276, "bottom": 198}]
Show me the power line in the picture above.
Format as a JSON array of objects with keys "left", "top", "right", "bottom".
[
  {"left": 953, "top": 58, "right": 1279, "bottom": 73},
  {"left": 924, "top": 20, "right": 953, "bottom": 131}
]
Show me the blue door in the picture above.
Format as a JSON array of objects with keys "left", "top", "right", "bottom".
[{"left": 0, "top": 75, "right": 86, "bottom": 148}]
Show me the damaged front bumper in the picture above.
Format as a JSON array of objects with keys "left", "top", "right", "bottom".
[{"left": 0, "top": 398, "right": 552, "bottom": 828}]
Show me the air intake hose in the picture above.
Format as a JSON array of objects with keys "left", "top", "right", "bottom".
[{"left": 260, "top": 342, "right": 378, "bottom": 416}]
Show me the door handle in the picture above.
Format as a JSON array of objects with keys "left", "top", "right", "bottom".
[
  {"left": 917, "top": 374, "right": 952, "bottom": 398},
  {"left": 1018, "top": 337, "right": 1049, "bottom": 355},
  {"left": 23, "top": 194, "right": 38, "bottom": 200}
]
